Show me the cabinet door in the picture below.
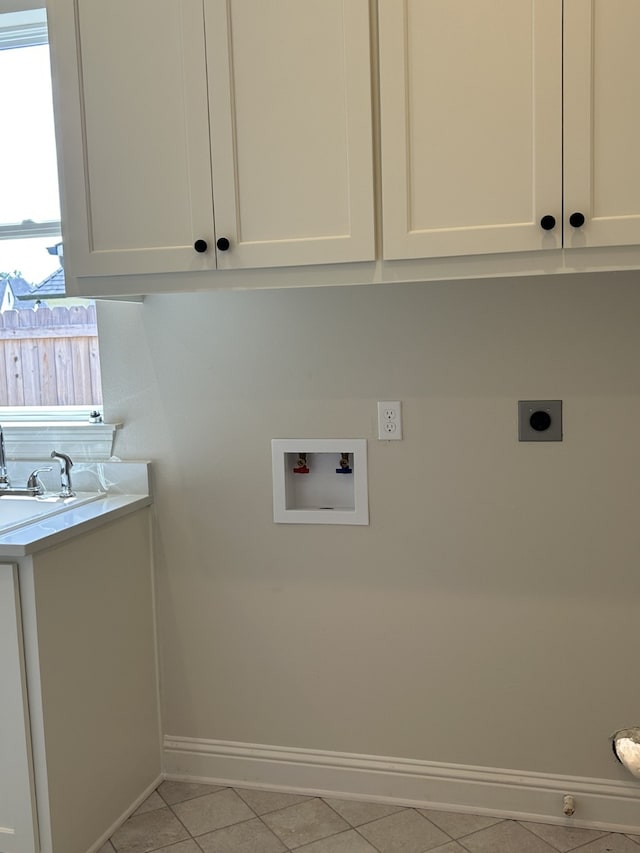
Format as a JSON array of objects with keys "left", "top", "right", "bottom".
[
  {"left": 379, "top": 0, "right": 562, "bottom": 260},
  {"left": 0, "top": 565, "right": 38, "bottom": 853},
  {"left": 49, "top": 0, "right": 216, "bottom": 278},
  {"left": 564, "top": 0, "right": 640, "bottom": 249},
  {"left": 205, "top": 0, "right": 375, "bottom": 269}
]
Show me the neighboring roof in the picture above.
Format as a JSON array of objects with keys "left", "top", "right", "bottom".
[
  {"left": 1, "top": 275, "right": 34, "bottom": 311},
  {"left": 3, "top": 275, "right": 32, "bottom": 297},
  {"left": 18, "top": 266, "right": 66, "bottom": 300}
]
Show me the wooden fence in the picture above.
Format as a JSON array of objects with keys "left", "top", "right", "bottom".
[{"left": 0, "top": 305, "right": 102, "bottom": 406}]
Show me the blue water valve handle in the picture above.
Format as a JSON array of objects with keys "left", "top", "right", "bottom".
[{"left": 336, "top": 452, "right": 352, "bottom": 474}]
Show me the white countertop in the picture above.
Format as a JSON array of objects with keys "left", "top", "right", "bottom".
[
  {"left": 0, "top": 493, "right": 152, "bottom": 557},
  {"left": 0, "top": 461, "right": 152, "bottom": 557}
]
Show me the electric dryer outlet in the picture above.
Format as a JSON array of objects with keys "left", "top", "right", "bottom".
[{"left": 518, "top": 400, "right": 563, "bottom": 441}]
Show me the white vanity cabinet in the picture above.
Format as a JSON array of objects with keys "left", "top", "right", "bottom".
[
  {"left": 379, "top": 0, "right": 640, "bottom": 260},
  {"left": 0, "top": 509, "right": 159, "bottom": 853},
  {"left": 47, "top": 0, "right": 375, "bottom": 284},
  {"left": 0, "top": 565, "right": 38, "bottom": 853}
]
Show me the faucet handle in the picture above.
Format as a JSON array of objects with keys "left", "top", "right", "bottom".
[{"left": 27, "top": 466, "right": 53, "bottom": 496}]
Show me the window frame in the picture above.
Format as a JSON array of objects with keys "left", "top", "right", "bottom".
[
  {"left": 0, "top": 5, "right": 112, "bottom": 448},
  {"left": 0, "top": 8, "right": 60, "bottom": 241}
]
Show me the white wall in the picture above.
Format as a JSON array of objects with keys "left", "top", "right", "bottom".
[{"left": 97, "top": 272, "right": 640, "bottom": 783}]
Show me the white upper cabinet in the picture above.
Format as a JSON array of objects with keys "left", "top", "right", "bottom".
[
  {"left": 49, "top": 0, "right": 216, "bottom": 277},
  {"left": 48, "top": 0, "right": 375, "bottom": 280},
  {"left": 47, "top": 0, "right": 640, "bottom": 291},
  {"left": 206, "top": 0, "right": 375, "bottom": 270},
  {"left": 563, "top": 0, "right": 640, "bottom": 250},
  {"left": 378, "top": 0, "right": 640, "bottom": 262},
  {"left": 378, "top": 0, "right": 563, "bottom": 260}
]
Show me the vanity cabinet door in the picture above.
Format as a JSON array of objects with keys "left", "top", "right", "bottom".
[
  {"left": 0, "top": 564, "right": 38, "bottom": 853},
  {"left": 205, "top": 0, "right": 375, "bottom": 269},
  {"left": 49, "top": 0, "right": 216, "bottom": 279},
  {"left": 563, "top": 0, "right": 640, "bottom": 249},
  {"left": 378, "top": 0, "right": 562, "bottom": 260}
]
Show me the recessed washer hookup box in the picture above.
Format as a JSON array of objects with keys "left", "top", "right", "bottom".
[{"left": 271, "top": 439, "right": 368, "bottom": 525}]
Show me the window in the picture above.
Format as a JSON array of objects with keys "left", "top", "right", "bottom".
[{"left": 0, "top": 7, "right": 103, "bottom": 415}]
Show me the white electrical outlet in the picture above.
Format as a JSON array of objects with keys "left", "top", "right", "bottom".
[{"left": 377, "top": 401, "right": 402, "bottom": 440}]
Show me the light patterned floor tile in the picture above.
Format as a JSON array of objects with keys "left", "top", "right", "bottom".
[
  {"left": 197, "top": 817, "right": 287, "bottom": 853},
  {"left": 560, "top": 835, "right": 640, "bottom": 853},
  {"left": 357, "top": 809, "right": 450, "bottom": 853},
  {"left": 323, "top": 797, "right": 405, "bottom": 827},
  {"left": 157, "top": 779, "right": 225, "bottom": 806},
  {"left": 105, "top": 784, "right": 633, "bottom": 853},
  {"left": 132, "top": 791, "right": 165, "bottom": 817},
  {"left": 459, "top": 821, "right": 557, "bottom": 853},
  {"left": 261, "top": 798, "right": 350, "bottom": 849},
  {"left": 171, "top": 789, "right": 255, "bottom": 836},
  {"left": 294, "top": 829, "right": 380, "bottom": 852},
  {"left": 519, "top": 820, "right": 609, "bottom": 852},
  {"left": 234, "top": 787, "right": 312, "bottom": 815},
  {"left": 151, "top": 842, "right": 202, "bottom": 853},
  {"left": 110, "top": 807, "right": 189, "bottom": 853},
  {"left": 418, "top": 809, "right": 502, "bottom": 839}
]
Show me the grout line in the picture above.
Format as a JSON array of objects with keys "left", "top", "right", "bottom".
[
  {"left": 351, "top": 807, "right": 454, "bottom": 853},
  {"left": 163, "top": 797, "right": 200, "bottom": 844},
  {"left": 190, "top": 815, "right": 274, "bottom": 845},
  {"left": 231, "top": 785, "right": 312, "bottom": 816},
  {"left": 455, "top": 821, "right": 504, "bottom": 853},
  {"left": 352, "top": 824, "right": 385, "bottom": 853},
  {"left": 256, "top": 797, "right": 356, "bottom": 851},
  {"left": 291, "top": 827, "right": 375, "bottom": 852},
  {"left": 166, "top": 787, "right": 264, "bottom": 840},
  {"left": 451, "top": 818, "right": 504, "bottom": 841},
  {"left": 513, "top": 820, "right": 559, "bottom": 851},
  {"left": 253, "top": 815, "right": 293, "bottom": 852},
  {"left": 563, "top": 830, "right": 628, "bottom": 852},
  {"left": 319, "top": 796, "right": 408, "bottom": 831}
]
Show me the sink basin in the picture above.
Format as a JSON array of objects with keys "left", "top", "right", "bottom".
[{"left": 0, "top": 493, "right": 103, "bottom": 534}]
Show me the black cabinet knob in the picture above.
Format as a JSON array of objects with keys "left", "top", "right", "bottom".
[
  {"left": 569, "top": 212, "right": 585, "bottom": 228},
  {"left": 193, "top": 239, "right": 208, "bottom": 253},
  {"left": 540, "top": 215, "right": 556, "bottom": 231},
  {"left": 216, "top": 237, "right": 230, "bottom": 251}
]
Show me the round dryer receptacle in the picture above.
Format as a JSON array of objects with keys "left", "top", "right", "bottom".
[{"left": 529, "top": 410, "right": 552, "bottom": 431}]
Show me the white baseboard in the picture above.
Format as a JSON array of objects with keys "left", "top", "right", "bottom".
[
  {"left": 163, "top": 736, "right": 640, "bottom": 835},
  {"left": 86, "top": 774, "right": 163, "bottom": 853}
]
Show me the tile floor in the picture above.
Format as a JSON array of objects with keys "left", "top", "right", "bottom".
[{"left": 99, "top": 781, "right": 640, "bottom": 853}]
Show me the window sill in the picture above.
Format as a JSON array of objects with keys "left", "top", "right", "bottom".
[{"left": 0, "top": 422, "right": 121, "bottom": 461}]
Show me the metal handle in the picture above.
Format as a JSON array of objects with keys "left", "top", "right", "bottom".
[
  {"left": 540, "top": 215, "right": 556, "bottom": 231},
  {"left": 27, "top": 466, "right": 52, "bottom": 495},
  {"left": 194, "top": 239, "right": 208, "bottom": 253},
  {"left": 216, "top": 237, "right": 230, "bottom": 251},
  {"left": 569, "top": 212, "right": 585, "bottom": 228}
]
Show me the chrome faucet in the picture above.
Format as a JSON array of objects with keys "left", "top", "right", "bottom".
[
  {"left": 0, "top": 425, "right": 10, "bottom": 489},
  {"left": 51, "top": 450, "right": 75, "bottom": 497}
]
